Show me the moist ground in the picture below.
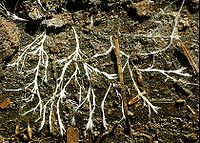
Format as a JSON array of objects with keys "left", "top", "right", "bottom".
[{"left": 0, "top": 0, "right": 199, "bottom": 143}]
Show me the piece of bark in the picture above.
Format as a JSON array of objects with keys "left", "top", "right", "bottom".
[
  {"left": 66, "top": 127, "right": 79, "bottom": 143},
  {"left": 0, "top": 98, "right": 11, "bottom": 109}
]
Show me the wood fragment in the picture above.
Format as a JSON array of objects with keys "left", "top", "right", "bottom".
[
  {"left": 128, "top": 91, "right": 146, "bottom": 105},
  {"left": 186, "top": 105, "right": 196, "bottom": 115},
  {"left": 178, "top": 39, "right": 199, "bottom": 75},
  {"left": 66, "top": 127, "right": 79, "bottom": 143},
  {"left": 15, "top": 121, "right": 20, "bottom": 135},
  {"left": 112, "top": 35, "right": 132, "bottom": 137},
  {"left": 128, "top": 96, "right": 140, "bottom": 105},
  {"left": 135, "top": 66, "right": 146, "bottom": 90},
  {"left": 12, "top": 121, "right": 27, "bottom": 139},
  {"left": 127, "top": 111, "right": 134, "bottom": 116},
  {"left": 151, "top": 99, "right": 173, "bottom": 104},
  {"left": 0, "top": 98, "right": 11, "bottom": 109},
  {"left": 27, "top": 123, "right": 32, "bottom": 140}
]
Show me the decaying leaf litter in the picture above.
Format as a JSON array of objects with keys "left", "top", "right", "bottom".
[{"left": 0, "top": 0, "right": 199, "bottom": 142}]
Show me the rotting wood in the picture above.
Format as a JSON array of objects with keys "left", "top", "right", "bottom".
[
  {"left": 178, "top": 39, "right": 199, "bottom": 75},
  {"left": 112, "top": 35, "right": 132, "bottom": 138},
  {"left": 66, "top": 127, "right": 79, "bottom": 143}
]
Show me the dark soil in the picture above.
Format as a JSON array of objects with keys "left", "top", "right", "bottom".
[{"left": 0, "top": 0, "right": 199, "bottom": 143}]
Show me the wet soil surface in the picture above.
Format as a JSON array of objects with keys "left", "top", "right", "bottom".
[{"left": 0, "top": 0, "right": 199, "bottom": 142}]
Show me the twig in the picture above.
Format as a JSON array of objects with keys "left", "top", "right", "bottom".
[
  {"left": 112, "top": 35, "right": 132, "bottom": 137},
  {"left": 128, "top": 91, "right": 146, "bottom": 106},
  {"left": 178, "top": 39, "right": 199, "bottom": 75},
  {"left": 186, "top": 105, "right": 196, "bottom": 115}
]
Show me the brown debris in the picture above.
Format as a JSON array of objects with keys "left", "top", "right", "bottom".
[
  {"left": 128, "top": 95, "right": 140, "bottom": 105},
  {"left": 12, "top": 121, "right": 33, "bottom": 142},
  {"left": 186, "top": 105, "right": 196, "bottom": 115},
  {"left": 51, "top": 110, "right": 59, "bottom": 136},
  {"left": 23, "top": 1, "right": 45, "bottom": 20},
  {"left": 178, "top": 39, "right": 199, "bottom": 75},
  {"left": 133, "top": 132, "right": 152, "bottom": 142},
  {"left": 83, "top": 133, "right": 93, "bottom": 143},
  {"left": 66, "top": 127, "right": 79, "bottom": 143},
  {"left": 128, "top": 91, "right": 146, "bottom": 106},
  {"left": 135, "top": 66, "right": 146, "bottom": 91},
  {"left": 96, "top": 122, "right": 119, "bottom": 143},
  {"left": 41, "top": 12, "right": 72, "bottom": 28},
  {"left": 0, "top": 15, "right": 20, "bottom": 64},
  {"left": 0, "top": 98, "right": 11, "bottom": 110},
  {"left": 130, "top": 0, "right": 151, "bottom": 16},
  {"left": 175, "top": 99, "right": 186, "bottom": 107},
  {"left": 0, "top": 134, "right": 6, "bottom": 143},
  {"left": 27, "top": 123, "right": 32, "bottom": 140},
  {"left": 15, "top": 121, "right": 20, "bottom": 135},
  {"left": 113, "top": 36, "right": 132, "bottom": 137},
  {"left": 175, "top": 95, "right": 196, "bottom": 115}
]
